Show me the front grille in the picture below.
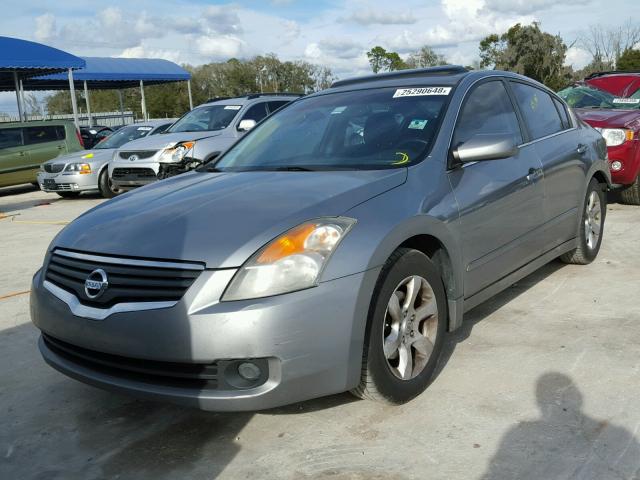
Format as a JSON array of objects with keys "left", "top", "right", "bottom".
[
  {"left": 44, "top": 250, "right": 203, "bottom": 308},
  {"left": 112, "top": 168, "right": 157, "bottom": 179},
  {"left": 43, "top": 334, "right": 220, "bottom": 390},
  {"left": 44, "top": 163, "right": 64, "bottom": 173},
  {"left": 118, "top": 150, "right": 157, "bottom": 160}
]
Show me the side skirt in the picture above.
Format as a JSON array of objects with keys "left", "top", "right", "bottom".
[{"left": 462, "top": 238, "right": 577, "bottom": 314}]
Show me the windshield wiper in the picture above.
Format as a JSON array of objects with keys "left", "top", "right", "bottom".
[{"left": 273, "top": 166, "right": 315, "bottom": 171}]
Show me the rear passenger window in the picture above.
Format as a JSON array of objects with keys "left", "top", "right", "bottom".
[
  {"left": 55, "top": 125, "right": 66, "bottom": 140},
  {"left": 25, "top": 126, "right": 60, "bottom": 145},
  {"left": 453, "top": 80, "right": 522, "bottom": 147},
  {"left": 510, "top": 82, "right": 563, "bottom": 139},
  {"left": 552, "top": 98, "right": 571, "bottom": 129},
  {"left": 0, "top": 128, "right": 23, "bottom": 148}
]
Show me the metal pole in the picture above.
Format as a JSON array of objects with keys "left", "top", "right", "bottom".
[
  {"left": 117, "top": 90, "right": 125, "bottom": 126},
  {"left": 140, "top": 80, "right": 147, "bottom": 121},
  {"left": 84, "top": 81, "right": 92, "bottom": 127},
  {"left": 187, "top": 80, "right": 193, "bottom": 110},
  {"left": 67, "top": 68, "right": 79, "bottom": 128},
  {"left": 13, "top": 72, "right": 23, "bottom": 122},
  {"left": 19, "top": 79, "right": 27, "bottom": 121}
]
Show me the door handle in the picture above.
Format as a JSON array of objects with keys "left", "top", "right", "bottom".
[
  {"left": 526, "top": 167, "right": 543, "bottom": 182},
  {"left": 576, "top": 144, "right": 588, "bottom": 155}
]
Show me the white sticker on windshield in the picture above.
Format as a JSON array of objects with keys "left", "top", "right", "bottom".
[
  {"left": 408, "top": 119, "right": 428, "bottom": 130},
  {"left": 331, "top": 106, "right": 347, "bottom": 114},
  {"left": 224, "top": 105, "right": 242, "bottom": 110},
  {"left": 393, "top": 87, "right": 451, "bottom": 98},
  {"left": 612, "top": 98, "right": 640, "bottom": 104},
  {"left": 137, "top": 126, "right": 153, "bottom": 131}
]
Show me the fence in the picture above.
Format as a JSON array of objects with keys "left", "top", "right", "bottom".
[{"left": 0, "top": 111, "right": 136, "bottom": 127}]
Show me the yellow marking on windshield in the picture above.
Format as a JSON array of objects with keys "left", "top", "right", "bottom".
[{"left": 392, "top": 152, "right": 410, "bottom": 165}]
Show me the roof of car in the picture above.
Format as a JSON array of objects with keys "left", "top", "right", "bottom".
[{"left": 201, "top": 93, "right": 303, "bottom": 106}]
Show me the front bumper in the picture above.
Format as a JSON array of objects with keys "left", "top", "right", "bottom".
[
  {"left": 37, "top": 170, "right": 99, "bottom": 192},
  {"left": 30, "top": 266, "right": 378, "bottom": 411},
  {"left": 109, "top": 160, "right": 159, "bottom": 188},
  {"left": 607, "top": 140, "right": 640, "bottom": 186}
]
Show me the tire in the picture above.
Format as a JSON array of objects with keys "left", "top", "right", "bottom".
[
  {"left": 560, "top": 178, "right": 606, "bottom": 265},
  {"left": 351, "top": 248, "right": 447, "bottom": 404},
  {"left": 56, "top": 192, "right": 80, "bottom": 199},
  {"left": 619, "top": 176, "right": 640, "bottom": 205},
  {"left": 98, "top": 168, "right": 122, "bottom": 198}
]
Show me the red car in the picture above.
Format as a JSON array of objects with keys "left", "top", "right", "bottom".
[
  {"left": 558, "top": 80, "right": 640, "bottom": 204},
  {"left": 585, "top": 71, "right": 640, "bottom": 98}
]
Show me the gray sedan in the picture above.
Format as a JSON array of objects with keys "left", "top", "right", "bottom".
[
  {"left": 37, "top": 120, "right": 174, "bottom": 198},
  {"left": 31, "top": 67, "right": 610, "bottom": 410}
]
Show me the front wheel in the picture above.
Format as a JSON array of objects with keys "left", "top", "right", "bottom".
[
  {"left": 98, "top": 169, "right": 122, "bottom": 198},
  {"left": 351, "top": 248, "right": 447, "bottom": 404},
  {"left": 619, "top": 176, "right": 640, "bottom": 205},
  {"left": 560, "top": 178, "right": 606, "bottom": 265}
]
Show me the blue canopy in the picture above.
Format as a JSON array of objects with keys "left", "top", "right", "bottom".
[
  {"left": 0, "top": 36, "right": 85, "bottom": 90},
  {"left": 23, "top": 56, "right": 191, "bottom": 90}
]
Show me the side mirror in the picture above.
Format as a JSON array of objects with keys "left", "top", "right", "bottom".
[
  {"left": 237, "top": 119, "right": 257, "bottom": 132},
  {"left": 452, "top": 133, "right": 518, "bottom": 163}
]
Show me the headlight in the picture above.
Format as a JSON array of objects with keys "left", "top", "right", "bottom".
[
  {"left": 158, "top": 141, "right": 195, "bottom": 163},
  {"left": 222, "top": 217, "right": 356, "bottom": 301},
  {"left": 64, "top": 163, "right": 91, "bottom": 174},
  {"left": 596, "top": 128, "right": 633, "bottom": 147}
]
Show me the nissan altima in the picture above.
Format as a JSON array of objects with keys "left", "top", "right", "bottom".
[{"left": 30, "top": 67, "right": 610, "bottom": 411}]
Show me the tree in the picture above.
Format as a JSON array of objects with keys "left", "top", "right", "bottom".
[
  {"left": 478, "top": 22, "right": 571, "bottom": 90},
  {"left": 578, "top": 21, "right": 640, "bottom": 69},
  {"left": 405, "top": 46, "right": 447, "bottom": 68},
  {"left": 617, "top": 48, "right": 640, "bottom": 71},
  {"left": 366, "top": 46, "right": 406, "bottom": 73}
]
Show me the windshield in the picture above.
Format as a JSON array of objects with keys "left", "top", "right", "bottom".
[
  {"left": 212, "top": 87, "right": 451, "bottom": 171},
  {"left": 94, "top": 125, "right": 154, "bottom": 149},
  {"left": 167, "top": 105, "right": 241, "bottom": 133},
  {"left": 557, "top": 85, "right": 640, "bottom": 110}
]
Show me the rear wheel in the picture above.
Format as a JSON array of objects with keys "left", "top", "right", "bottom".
[
  {"left": 98, "top": 168, "right": 122, "bottom": 198},
  {"left": 619, "top": 176, "right": 640, "bottom": 205},
  {"left": 351, "top": 248, "right": 447, "bottom": 404},
  {"left": 560, "top": 178, "right": 606, "bottom": 265},
  {"left": 56, "top": 191, "right": 80, "bottom": 199}
]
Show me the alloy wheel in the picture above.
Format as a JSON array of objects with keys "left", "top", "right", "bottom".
[
  {"left": 382, "top": 275, "right": 439, "bottom": 380},
  {"left": 584, "top": 191, "right": 601, "bottom": 250}
]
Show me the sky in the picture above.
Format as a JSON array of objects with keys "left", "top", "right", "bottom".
[{"left": 1, "top": 0, "right": 638, "bottom": 114}]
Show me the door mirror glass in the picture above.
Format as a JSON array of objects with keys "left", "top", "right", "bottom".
[
  {"left": 452, "top": 133, "right": 517, "bottom": 163},
  {"left": 238, "top": 119, "right": 257, "bottom": 132}
]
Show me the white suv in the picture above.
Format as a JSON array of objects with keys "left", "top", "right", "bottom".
[{"left": 108, "top": 93, "right": 300, "bottom": 190}]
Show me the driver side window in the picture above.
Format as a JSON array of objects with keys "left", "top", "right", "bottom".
[{"left": 453, "top": 80, "right": 522, "bottom": 148}]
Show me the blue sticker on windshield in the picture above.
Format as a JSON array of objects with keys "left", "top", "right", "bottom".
[{"left": 408, "top": 119, "right": 428, "bottom": 130}]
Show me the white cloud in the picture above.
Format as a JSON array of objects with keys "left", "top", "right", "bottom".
[
  {"left": 34, "top": 13, "right": 56, "bottom": 42},
  {"left": 565, "top": 46, "right": 592, "bottom": 69},
  {"left": 483, "top": 0, "right": 590, "bottom": 15},
  {"left": 118, "top": 45, "right": 183, "bottom": 64},
  {"left": 343, "top": 9, "right": 416, "bottom": 26},
  {"left": 202, "top": 5, "right": 243, "bottom": 34},
  {"left": 197, "top": 35, "right": 245, "bottom": 59}
]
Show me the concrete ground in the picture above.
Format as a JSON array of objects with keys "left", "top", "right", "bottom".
[{"left": 1, "top": 184, "right": 639, "bottom": 480}]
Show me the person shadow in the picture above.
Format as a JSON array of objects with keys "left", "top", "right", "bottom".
[{"left": 479, "top": 372, "right": 640, "bottom": 480}]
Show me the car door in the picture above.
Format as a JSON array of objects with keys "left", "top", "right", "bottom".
[
  {"left": 0, "top": 127, "right": 28, "bottom": 187},
  {"left": 447, "top": 79, "right": 545, "bottom": 298},
  {"left": 24, "top": 125, "right": 67, "bottom": 167},
  {"left": 509, "top": 81, "right": 585, "bottom": 248}
]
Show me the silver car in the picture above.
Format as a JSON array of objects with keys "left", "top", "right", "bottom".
[
  {"left": 31, "top": 67, "right": 610, "bottom": 411},
  {"left": 108, "top": 94, "right": 299, "bottom": 190},
  {"left": 37, "top": 120, "right": 174, "bottom": 198}
]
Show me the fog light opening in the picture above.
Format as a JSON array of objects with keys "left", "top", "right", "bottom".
[
  {"left": 610, "top": 160, "right": 622, "bottom": 172},
  {"left": 238, "top": 362, "right": 261, "bottom": 381}
]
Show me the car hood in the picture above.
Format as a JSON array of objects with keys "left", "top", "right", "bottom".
[
  {"left": 116, "top": 131, "right": 223, "bottom": 151},
  {"left": 43, "top": 149, "right": 114, "bottom": 166},
  {"left": 52, "top": 169, "right": 407, "bottom": 268},
  {"left": 575, "top": 108, "right": 640, "bottom": 129}
]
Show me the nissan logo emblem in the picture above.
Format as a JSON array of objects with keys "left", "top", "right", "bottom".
[
  {"left": 84, "top": 269, "right": 109, "bottom": 299},
  {"left": 128, "top": 154, "right": 139, "bottom": 162}
]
